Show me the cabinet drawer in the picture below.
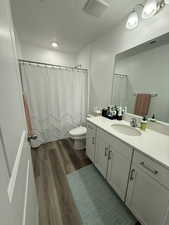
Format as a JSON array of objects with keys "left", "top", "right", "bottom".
[
  {"left": 96, "top": 128, "right": 132, "bottom": 159},
  {"left": 133, "top": 150, "right": 169, "bottom": 190},
  {"left": 96, "top": 128, "right": 110, "bottom": 143},
  {"left": 109, "top": 135, "right": 132, "bottom": 159}
]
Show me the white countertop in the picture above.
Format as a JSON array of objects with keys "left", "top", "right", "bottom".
[{"left": 87, "top": 116, "right": 169, "bottom": 169}]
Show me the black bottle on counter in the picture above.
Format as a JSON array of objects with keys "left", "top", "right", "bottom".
[
  {"left": 102, "top": 108, "right": 108, "bottom": 117},
  {"left": 112, "top": 105, "right": 118, "bottom": 119}
]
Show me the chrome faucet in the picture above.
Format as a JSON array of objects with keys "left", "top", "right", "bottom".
[{"left": 130, "top": 118, "right": 138, "bottom": 128}]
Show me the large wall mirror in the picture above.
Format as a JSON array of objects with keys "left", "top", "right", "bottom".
[{"left": 112, "top": 33, "right": 169, "bottom": 123}]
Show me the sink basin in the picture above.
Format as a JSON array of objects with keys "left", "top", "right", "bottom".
[{"left": 111, "top": 124, "right": 142, "bottom": 136}]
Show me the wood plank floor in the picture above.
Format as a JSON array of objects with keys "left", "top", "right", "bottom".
[
  {"left": 31, "top": 139, "right": 91, "bottom": 225},
  {"left": 31, "top": 138, "right": 140, "bottom": 225}
]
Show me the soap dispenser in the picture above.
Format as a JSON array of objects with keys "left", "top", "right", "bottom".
[
  {"left": 150, "top": 114, "right": 156, "bottom": 122},
  {"left": 140, "top": 116, "right": 148, "bottom": 131}
]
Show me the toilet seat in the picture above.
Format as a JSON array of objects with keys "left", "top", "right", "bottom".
[
  {"left": 69, "top": 126, "right": 87, "bottom": 150},
  {"left": 69, "top": 126, "right": 87, "bottom": 137}
]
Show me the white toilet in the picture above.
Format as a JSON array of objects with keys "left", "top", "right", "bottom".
[{"left": 69, "top": 126, "right": 87, "bottom": 150}]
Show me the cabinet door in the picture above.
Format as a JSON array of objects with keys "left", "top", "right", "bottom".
[
  {"left": 126, "top": 165, "right": 169, "bottom": 225},
  {"left": 86, "top": 123, "right": 96, "bottom": 162},
  {"left": 107, "top": 146, "right": 131, "bottom": 201},
  {"left": 95, "top": 129, "right": 109, "bottom": 177}
]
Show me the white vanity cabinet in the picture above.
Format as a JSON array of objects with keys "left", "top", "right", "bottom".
[
  {"left": 95, "top": 128, "right": 110, "bottom": 177},
  {"left": 126, "top": 151, "right": 169, "bottom": 225},
  {"left": 86, "top": 118, "right": 169, "bottom": 225},
  {"left": 94, "top": 127, "right": 132, "bottom": 200},
  {"left": 86, "top": 122, "right": 96, "bottom": 162},
  {"left": 107, "top": 136, "right": 133, "bottom": 201}
]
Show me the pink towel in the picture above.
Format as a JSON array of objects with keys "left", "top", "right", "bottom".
[
  {"left": 134, "top": 94, "right": 151, "bottom": 116},
  {"left": 23, "top": 95, "right": 33, "bottom": 136}
]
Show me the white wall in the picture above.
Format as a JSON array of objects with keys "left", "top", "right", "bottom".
[
  {"left": 12, "top": 29, "right": 76, "bottom": 67},
  {"left": 77, "top": 44, "right": 91, "bottom": 69},
  {"left": 20, "top": 41, "right": 77, "bottom": 66},
  {"left": 77, "top": 6, "right": 169, "bottom": 113},
  {"left": 14, "top": 29, "right": 22, "bottom": 58},
  {"left": 89, "top": 33, "right": 114, "bottom": 112}
]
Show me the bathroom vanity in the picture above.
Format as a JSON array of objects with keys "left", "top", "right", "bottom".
[{"left": 86, "top": 116, "right": 169, "bottom": 225}]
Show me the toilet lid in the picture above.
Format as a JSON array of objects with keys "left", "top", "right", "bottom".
[{"left": 69, "top": 126, "right": 87, "bottom": 136}]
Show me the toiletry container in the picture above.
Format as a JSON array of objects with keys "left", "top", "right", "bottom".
[
  {"left": 140, "top": 116, "right": 148, "bottom": 131},
  {"left": 150, "top": 114, "right": 156, "bottom": 122},
  {"left": 102, "top": 108, "right": 108, "bottom": 117},
  {"left": 117, "top": 107, "right": 123, "bottom": 120}
]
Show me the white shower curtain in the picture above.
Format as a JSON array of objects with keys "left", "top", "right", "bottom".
[{"left": 21, "top": 63, "right": 88, "bottom": 147}]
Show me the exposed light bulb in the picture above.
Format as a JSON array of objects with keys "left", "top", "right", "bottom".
[
  {"left": 126, "top": 10, "right": 139, "bottom": 30},
  {"left": 142, "top": 0, "right": 157, "bottom": 19},
  {"left": 51, "top": 42, "right": 59, "bottom": 48}
]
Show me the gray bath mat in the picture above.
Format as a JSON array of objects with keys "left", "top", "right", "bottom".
[{"left": 67, "top": 165, "right": 137, "bottom": 225}]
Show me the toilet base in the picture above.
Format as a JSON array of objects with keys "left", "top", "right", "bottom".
[{"left": 72, "top": 138, "right": 86, "bottom": 150}]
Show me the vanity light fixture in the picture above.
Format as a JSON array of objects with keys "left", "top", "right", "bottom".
[
  {"left": 51, "top": 42, "right": 59, "bottom": 48},
  {"left": 142, "top": 0, "right": 158, "bottom": 19},
  {"left": 126, "top": 10, "right": 139, "bottom": 30},
  {"left": 126, "top": 4, "right": 143, "bottom": 30},
  {"left": 126, "top": 0, "right": 166, "bottom": 30},
  {"left": 142, "top": 0, "right": 165, "bottom": 19}
]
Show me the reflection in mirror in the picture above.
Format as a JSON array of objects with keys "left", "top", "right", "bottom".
[{"left": 112, "top": 33, "right": 169, "bottom": 123}]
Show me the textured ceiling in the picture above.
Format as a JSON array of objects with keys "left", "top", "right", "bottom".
[{"left": 11, "top": 0, "right": 142, "bottom": 53}]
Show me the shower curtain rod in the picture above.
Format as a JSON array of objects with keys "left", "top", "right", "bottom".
[{"left": 19, "top": 59, "right": 88, "bottom": 71}]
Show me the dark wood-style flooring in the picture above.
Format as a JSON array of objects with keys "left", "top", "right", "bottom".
[
  {"left": 31, "top": 139, "right": 140, "bottom": 225},
  {"left": 31, "top": 139, "right": 91, "bottom": 225}
]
